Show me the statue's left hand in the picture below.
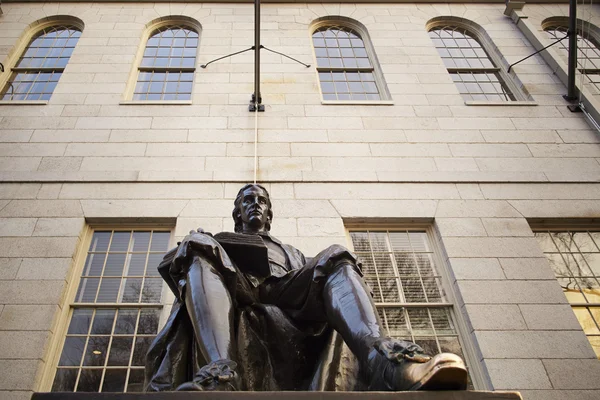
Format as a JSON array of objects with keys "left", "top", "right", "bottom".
[{"left": 188, "top": 227, "right": 212, "bottom": 236}]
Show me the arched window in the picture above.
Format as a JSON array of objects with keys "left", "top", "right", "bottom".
[
  {"left": 132, "top": 24, "right": 199, "bottom": 101},
  {"left": 1, "top": 24, "right": 81, "bottom": 101},
  {"left": 428, "top": 19, "right": 526, "bottom": 102},
  {"left": 311, "top": 19, "right": 390, "bottom": 102},
  {"left": 544, "top": 18, "right": 600, "bottom": 92}
]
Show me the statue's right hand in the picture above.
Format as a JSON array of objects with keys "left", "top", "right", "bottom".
[{"left": 174, "top": 228, "right": 213, "bottom": 265}]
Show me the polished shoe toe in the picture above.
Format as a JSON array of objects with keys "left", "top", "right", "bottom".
[
  {"left": 366, "top": 347, "right": 468, "bottom": 391},
  {"left": 406, "top": 353, "right": 468, "bottom": 391}
]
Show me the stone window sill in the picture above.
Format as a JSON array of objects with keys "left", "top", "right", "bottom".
[
  {"left": 0, "top": 100, "right": 48, "bottom": 105},
  {"left": 465, "top": 100, "right": 538, "bottom": 106},
  {"left": 120, "top": 100, "right": 193, "bottom": 105},
  {"left": 321, "top": 100, "right": 394, "bottom": 106}
]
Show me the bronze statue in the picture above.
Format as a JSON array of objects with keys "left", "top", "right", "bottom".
[{"left": 145, "top": 184, "right": 467, "bottom": 392}]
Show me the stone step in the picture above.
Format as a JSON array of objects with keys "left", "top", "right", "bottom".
[{"left": 32, "top": 391, "right": 522, "bottom": 400}]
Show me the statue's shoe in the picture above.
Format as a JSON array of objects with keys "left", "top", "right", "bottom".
[
  {"left": 176, "top": 359, "right": 241, "bottom": 391},
  {"left": 365, "top": 339, "right": 468, "bottom": 391}
]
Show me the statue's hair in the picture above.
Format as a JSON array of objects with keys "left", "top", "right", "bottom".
[{"left": 233, "top": 183, "right": 273, "bottom": 233}]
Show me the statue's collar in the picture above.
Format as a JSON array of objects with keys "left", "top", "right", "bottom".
[{"left": 257, "top": 231, "right": 283, "bottom": 245}]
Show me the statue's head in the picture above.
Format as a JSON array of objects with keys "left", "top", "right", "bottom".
[{"left": 233, "top": 184, "right": 273, "bottom": 233}]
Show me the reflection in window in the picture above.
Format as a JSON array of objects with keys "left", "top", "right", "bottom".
[
  {"left": 545, "top": 23, "right": 600, "bottom": 93},
  {"left": 535, "top": 230, "right": 600, "bottom": 359},
  {"left": 1, "top": 25, "right": 81, "bottom": 100},
  {"left": 52, "top": 230, "right": 170, "bottom": 392},
  {"left": 349, "top": 230, "right": 469, "bottom": 374},
  {"left": 133, "top": 25, "right": 198, "bottom": 101},
  {"left": 429, "top": 26, "right": 515, "bottom": 101},
  {"left": 312, "top": 25, "right": 381, "bottom": 101}
]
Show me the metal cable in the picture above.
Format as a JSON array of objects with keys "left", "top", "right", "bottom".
[{"left": 253, "top": 101, "right": 259, "bottom": 184}]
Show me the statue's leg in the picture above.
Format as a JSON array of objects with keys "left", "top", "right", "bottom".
[
  {"left": 177, "top": 255, "right": 241, "bottom": 391},
  {"left": 185, "top": 255, "right": 236, "bottom": 362},
  {"left": 323, "top": 263, "right": 382, "bottom": 362},
  {"left": 323, "top": 263, "right": 467, "bottom": 391}
]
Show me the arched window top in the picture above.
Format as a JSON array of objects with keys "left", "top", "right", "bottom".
[
  {"left": 428, "top": 26, "right": 495, "bottom": 70},
  {"left": 140, "top": 25, "right": 199, "bottom": 69},
  {"left": 542, "top": 17, "right": 600, "bottom": 72},
  {"left": 310, "top": 17, "right": 390, "bottom": 102},
  {"left": 312, "top": 25, "right": 371, "bottom": 69},
  {"left": 18, "top": 25, "right": 81, "bottom": 69},
  {"left": 427, "top": 17, "right": 529, "bottom": 102},
  {"left": 1, "top": 21, "right": 82, "bottom": 101}
]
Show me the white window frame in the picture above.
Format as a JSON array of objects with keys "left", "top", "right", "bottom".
[
  {"left": 0, "top": 16, "right": 84, "bottom": 105},
  {"left": 344, "top": 222, "right": 489, "bottom": 390},
  {"left": 542, "top": 16, "right": 600, "bottom": 96},
  {"left": 39, "top": 224, "right": 176, "bottom": 392},
  {"left": 310, "top": 16, "right": 393, "bottom": 105},
  {"left": 122, "top": 16, "right": 202, "bottom": 105},
  {"left": 427, "top": 16, "right": 533, "bottom": 106},
  {"left": 532, "top": 221, "right": 600, "bottom": 359}
]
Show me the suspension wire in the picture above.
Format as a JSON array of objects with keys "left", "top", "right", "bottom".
[
  {"left": 579, "top": 0, "right": 594, "bottom": 103},
  {"left": 253, "top": 100, "right": 259, "bottom": 185},
  {"left": 578, "top": 0, "right": 586, "bottom": 103}
]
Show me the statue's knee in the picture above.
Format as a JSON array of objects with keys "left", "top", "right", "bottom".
[
  {"left": 330, "top": 260, "right": 359, "bottom": 277},
  {"left": 326, "top": 244, "right": 349, "bottom": 254},
  {"left": 188, "top": 256, "right": 223, "bottom": 277}
]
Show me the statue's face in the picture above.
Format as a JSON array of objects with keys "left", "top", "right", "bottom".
[{"left": 238, "top": 186, "right": 271, "bottom": 233}]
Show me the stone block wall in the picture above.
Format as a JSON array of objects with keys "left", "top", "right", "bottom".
[{"left": 0, "top": 2, "right": 599, "bottom": 400}]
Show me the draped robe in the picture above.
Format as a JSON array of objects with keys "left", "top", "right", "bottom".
[{"left": 144, "top": 232, "right": 360, "bottom": 391}]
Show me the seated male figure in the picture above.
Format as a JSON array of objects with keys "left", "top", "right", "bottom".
[{"left": 145, "top": 184, "right": 467, "bottom": 392}]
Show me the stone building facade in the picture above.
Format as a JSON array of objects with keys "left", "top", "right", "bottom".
[{"left": 0, "top": 1, "right": 599, "bottom": 399}]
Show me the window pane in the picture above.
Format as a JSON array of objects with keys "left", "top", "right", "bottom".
[
  {"left": 313, "top": 25, "right": 381, "bottom": 101},
  {"left": 76, "top": 278, "right": 100, "bottom": 303},
  {"left": 97, "top": 278, "right": 121, "bottom": 303},
  {"left": 104, "top": 253, "right": 126, "bottom": 276},
  {"left": 114, "top": 309, "right": 138, "bottom": 334},
  {"left": 536, "top": 229, "right": 600, "bottom": 359},
  {"left": 68, "top": 309, "right": 93, "bottom": 334},
  {"left": 83, "top": 336, "right": 109, "bottom": 366},
  {"left": 151, "top": 232, "right": 171, "bottom": 252},
  {"left": 3, "top": 25, "right": 80, "bottom": 100},
  {"left": 350, "top": 230, "right": 460, "bottom": 350},
  {"left": 131, "top": 231, "right": 151, "bottom": 252},
  {"left": 76, "top": 369, "right": 103, "bottom": 392},
  {"left": 414, "top": 337, "right": 439, "bottom": 356},
  {"left": 52, "top": 369, "right": 78, "bottom": 391},
  {"left": 58, "top": 336, "right": 86, "bottom": 366},
  {"left": 133, "top": 25, "right": 198, "bottom": 101},
  {"left": 126, "top": 254, "right": 147, "bottom": 276},
  {"left": 2, "top": 71, "right": 63, "bottom": 101},
  {"left": 82, "top": 253, "right": 106, "bottom": 277},
  {"left": 141, "top": 278, "right": 163, "bottom": 303},
  {"left": 546, "top": 25, "right": 600, "bottom": 93},
  {"left": 146, "top": 253, "right": 163, "bottom": 276},
  {"left": 102, "top": 369, "right": 127, "bottom": 392},
  {"left": 127, "top": 369, "right": 145, "bottom": 392},
  {"left": 110, "top": 232, "right": 131, "bottom": 252},
  {"left": 429, "top": 26, "right": 515, "bottom": 102},
  {"left": 91, "top": 309, "right": 116, "bottom": 335},
  {"left": 107, "top": 337, "right": 134, "bottom": 366},
  {"left": 138, "top": 309, "right": 160, "bottom": 334},
  {"left": 132, "top": 337, "right": 153, "bottom": 366},
  {"left": 54, "top": 229, "right": 169, "bottom": 392}
]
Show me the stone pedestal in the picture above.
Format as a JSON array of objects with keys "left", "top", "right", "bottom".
[{"left": 32, "top": 391, "right": 522, "bottom": 400}]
